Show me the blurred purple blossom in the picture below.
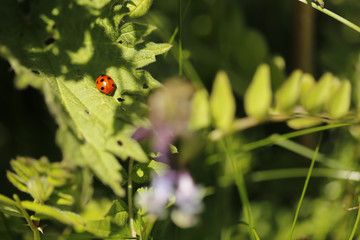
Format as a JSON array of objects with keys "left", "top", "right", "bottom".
[
  {"left": 175, "top": 170, "right": 204, "bottom": 215},
  {"left": 133, "top": 79, "right": 205, "bottom": 228},
  {"left": 136, "top": 169, "right": 204, "bottom": 228},
  {"left": 135, "top": 171, "right": 176, "bottom": 218}
]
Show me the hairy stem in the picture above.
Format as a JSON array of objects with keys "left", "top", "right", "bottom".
[
  {"left": 128, "top": 158, "right": 136, "bottom": 238},
  {"left": 13, "top": 194, "right": 40, "bottom": 240}
]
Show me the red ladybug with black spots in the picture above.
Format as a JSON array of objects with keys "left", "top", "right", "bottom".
[{"left": 95, "top": 75, "right": 116, "bottom": 95}]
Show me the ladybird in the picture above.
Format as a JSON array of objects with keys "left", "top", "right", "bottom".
[{"left": 95, "top": 75, "right": 116, "bottom": 95}]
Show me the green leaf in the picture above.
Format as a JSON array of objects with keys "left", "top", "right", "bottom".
[
  {"left": 148, "top": 160, "right": 170, "bottom": 176},
  {"left": 190, "top": 88, "right": 210, "bottom": 130},
  {"left": 6, "top": 157, "right": 72, "bottom": 201},
  {"left": 275, "top": 69, "right": 302, "bottom": 113},
  {"left": 127, "top": 0, "right": 153, "bottom": 18},
  {"left": 6, "top": 171, "right": 28, "bottom": 193},
  {"left": 0, "top": 0, "right": 170, "bottom": 196},
  {"left": 210, "top": 71, "right": 236, "bottom": 132},
  {"left": 326, "top": 80, "right": 351, "bottom": 118},
  {"left": 117, "top": 22, "right": 157, "bottom": 46},
  {"left": 10, "top": 158, "right": 37, "bottom": 182},
  {"left": 55, "top": 192, "right": 75, "bottom": 206},
  {"left": 244, "top": 63, "right": 272, "bottom": 120},
  {"left": 85, "top": 219, "right": 112, "bottom": 237},
  {"left": 106, "top": 135, "right": 149, "bottom": 163},
  {"left": 0, "top": 194, "right": 22, "bottom": 217},
  {"left": 106, "top": 200, "right": 129, "bottom": 226},
  {"left": 22, "top": 201, "right": 85, "bottom": 226},
  {"left": 80, "top": 144, "right": 125, "bottom": 197},
  {"left": 27, "top": 176, "right": 54, "bottom": 203}
]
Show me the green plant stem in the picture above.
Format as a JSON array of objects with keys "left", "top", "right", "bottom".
[
  {"left": 128, "top": 159, "right": 136, "bottom": 238},
  {"left": 274, "top": 137, "right": 346, "bottom": 169},
  {"left": 164, "top": 27, "right": 178, "bottom": 59},
  {"left": 348, "top": 196, "right": 360, "bottom": 240},
  {"left": 288, "top": 133, "right": 322, "bottom": 240},
  {"left": 178, "top": 0, "right": 183, "bottom": 76},
  {"left": 222, "top": 137, "right": 258, "bottom": 240},
  {"left": 13, "top": 194, "right": 40, "bottom": 240},
  {"left": 252, "top": 168, "right": 360, "bottom": 182},
  {"left": 164, "top": 0, "right": 192, "bottom": 60},
  {"left": 241, "top": 121, "right": 355, "bottom": 153},
  {"left": 147, "top": 15, "right": 203, "bottom": 89},
  {"left": 297, "top": 0, "right": 360, "bottom": 33}
]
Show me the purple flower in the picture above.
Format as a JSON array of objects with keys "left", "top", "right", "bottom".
[
  {"left": 174, "top": 170, "right": 204, "bottom": 215},
  {"left": 136, "top": 169, "right": 204, "bottom": 228},
  {"left": 133, "top": 79, "right": 204, "bottom": 228},
  {"left": 135, "top": 171, "right": 176, "bottom": 218}
]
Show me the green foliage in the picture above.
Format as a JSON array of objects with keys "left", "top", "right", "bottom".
[
  {"left": 0, "top": 0, "right": 170, "bottom": 238},
  {"left": 0, "top": 0, "right": 170, "bottom": 196},
  {"left": 127, "top": 0, "right": 154, "bottom": 18},
  {"left": 0, "top": 195, "right": 21, "bottom": 218},
  {"left": 6, "top": 157, "right": 73, "bottom": 204}
]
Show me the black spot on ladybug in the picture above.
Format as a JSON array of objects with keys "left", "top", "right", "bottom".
[
  {"left": 44, "top": 37, "right": 56, "bottom": 46},
  {"left": 101, "top": 74, "right": 105, "bottom": 76},
  {"left": 96, "top": 81, "right": 98, "bottom": 84},
  {"left": 112, "top": 84, "right": 115, "bottom": 87},
  {"left": 101, "top": 87, "right": 105, "bottom": 90},
  {"left": 100, "top": 79, "right": 104, "bottom": 82},
  {"left": 118, "top": 40, "right": 123, "bottom": 44},
  {"left": 85, "top": 110, "right": 91, "bottom": 114},
  {"left": 107, "top": 77, "right": 111, "bottom": 80},
  {"left": 117, "top": 97, "right": 125, "bottom": 102},
  {"left": 31, "top": 70, "right": 40, "bottom": 75},
  {"left": 142, "top": 83, "right": 149, "bottom": 89},
  {"left": 117, "top": 140, "right": 123, "bottom": 146}
]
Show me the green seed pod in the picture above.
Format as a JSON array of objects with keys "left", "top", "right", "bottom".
[
  {"left": 287, "top": 117, "right": 323, "bottom": 130},
  {"left": 210, "top": 71, "right": 236, "bottom": 132},
  {"left": 300, "top": 73, "right": 316, "bottom": 107},
  {"left": 303, "top": 72, "right": 333, "bottom": 113},
  {"left": 244, "top": 64, "right": 272, "bottom": 120},
  {"left": 275, "top": 69, "right": 302, "bottom": 113},
  {"left": 326, "top": 80, "right": 351, "bottom": 119},
  {"left": 190, "top": 88, "right": 210, "bottom": 130}
]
